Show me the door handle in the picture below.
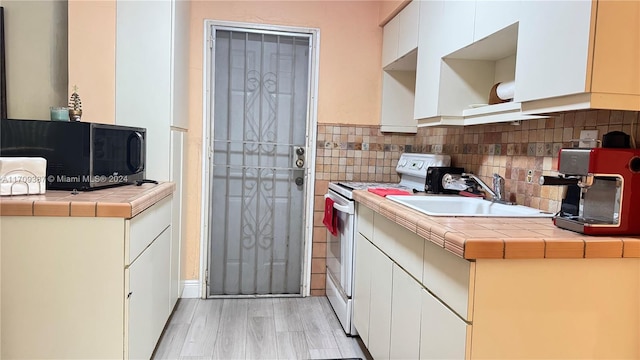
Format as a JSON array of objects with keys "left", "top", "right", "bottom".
[
  {"left": 324, "top": 194, "right": 353, "bottom": 214},
  {"left": 293, "top": 146, "right": 305, "bottom": 168}
]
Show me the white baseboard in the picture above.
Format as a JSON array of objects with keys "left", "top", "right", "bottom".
[{"left": 180, "top": 280, "right": 201, "bottom": 298}]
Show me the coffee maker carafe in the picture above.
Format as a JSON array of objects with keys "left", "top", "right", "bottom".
[{"left": 541, "top": 147, "right": 640, "bottom": 235}]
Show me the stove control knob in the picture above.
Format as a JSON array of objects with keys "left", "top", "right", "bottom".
[
  {"left": 416, "top": 161, "right": 424, "bottom": 169},
  {"left": 399, "top": 160, "right": 407, "bottom": 167}
]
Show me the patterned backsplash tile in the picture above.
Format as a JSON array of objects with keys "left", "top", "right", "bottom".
[{"left": 315, "top": 110, "right": 640, "bottom": 213}]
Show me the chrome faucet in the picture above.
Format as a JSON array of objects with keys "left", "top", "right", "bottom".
[{"left": 462, "top": 173, "right": 509, "bottom": 203}]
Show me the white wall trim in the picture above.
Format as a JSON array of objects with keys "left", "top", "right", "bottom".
[
  {"left": 180, "top": 280, "right": 201, "bottom": 299},
  {"left": 200, "top": 19, "right": 320, "bottom": 298}
]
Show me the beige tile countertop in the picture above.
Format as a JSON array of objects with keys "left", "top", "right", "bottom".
[
  {"left": 353, "top": 190, "right": 640, "bottom": 260},
  {"left": 0, "top": 182, "right": 175, "bottom": 218}
]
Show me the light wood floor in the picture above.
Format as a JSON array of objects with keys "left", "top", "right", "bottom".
[{"left": 152, "top": 297, "right": 370, "bottom": 360}]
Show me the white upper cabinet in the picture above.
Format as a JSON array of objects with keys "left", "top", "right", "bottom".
[
  {"left": 439, "top": 1, "right": 476, "bottom": 57},
  {"left": 515, "top": 1, "right": 592, "bottom": 103},
  {"left": 116, "top": 0, "right": 190, "bottom": 180},
  {"left": 381, "top": 15, "right": 400, "bottom": 68},
  {"left": 380, "top": 1, "right": 421, "bottom": 133},
  {"left": 397, "top": 0, "right": 420, "bottom": 60},
  {"left": 517, "top": 0, "right": 640, "bottom": 112},
  {"left": 409, "top": 0, "right": 638, "bottom": 127},
  {"left": 382, "top": 1, "right": 420, "bottom": 68},
  {"left": 414, "top": 0, "right": 444, "bottom": 120},
  {"left": 474, "top": 0, "right": 521, "bottom": 42}
]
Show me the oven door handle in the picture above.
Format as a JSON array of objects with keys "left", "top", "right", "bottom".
[{"left": 324, "top": 193, "right": 354, "bottom": 214}]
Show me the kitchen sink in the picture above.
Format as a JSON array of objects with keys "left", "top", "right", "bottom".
[{"left": 386, "top": 195, "right": 554, "bottom": 218}]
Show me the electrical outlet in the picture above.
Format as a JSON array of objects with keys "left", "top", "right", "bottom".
[
  {"left": 579, "top": 130, "right": 599, "bottom": 147},
  {"left": 526, "top": 170, "right": 533, "bottom": 183}
]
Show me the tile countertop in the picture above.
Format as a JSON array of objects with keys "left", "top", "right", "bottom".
[
  {"left": 0, "top": 182, "right": 175, "bottom": 219},
  {"left": 353, "top": 190, "right": 640, "bottom": 260}
]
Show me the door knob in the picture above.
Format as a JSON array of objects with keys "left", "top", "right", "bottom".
[{"left": 295, "top": 177, "right": 304, "bottom": 186}]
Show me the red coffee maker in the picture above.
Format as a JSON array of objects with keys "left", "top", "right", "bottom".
[{"left": 541, "top": 147, "right": 640, "bottom": 235}]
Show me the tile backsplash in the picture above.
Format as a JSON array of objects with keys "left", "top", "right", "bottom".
[
  {"left": 310, "top": 109, "right": 639, "bottom": 294},
  {"left": 315, "top": 124, "right": 415, "bottom": 183},
  {"left": 315, "top": 110, "right": 639, "bottom": 212}
]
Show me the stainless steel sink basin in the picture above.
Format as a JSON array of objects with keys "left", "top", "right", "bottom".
[{"left": 386, "top": 195, "right": 554, "bottom": 217}]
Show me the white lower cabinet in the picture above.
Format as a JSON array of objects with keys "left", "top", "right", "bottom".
[
  {"left": 354, "top": 204, "right": 640, "bottom": 359},
  {"left": 353, "top": 233, "right": 372, "bottom": 346},
  {"left": 420, "top": 288, "right": 468, "bottom": 360},
  {"left": 389, "top": 265, "right": 422, "bottom": 360},
  {"left": 367, "top": 243, "right": 393, "bottom": 360},
  {"left": 127, "top": 227, "right": 172, "bottom": 359},
  {"left": 355, "top": 209, "right": 470, "bottom": 360},
  {"left": 0, "top": 195, "right": 176, "bottom": 359}
]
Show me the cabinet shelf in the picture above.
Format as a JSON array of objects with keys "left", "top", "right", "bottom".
[
  {"left": 461, "top": 101, "right": 545, "bottom": 125},
  {"left": 418, "top": 102, "right": 545, "bottom": 128}
]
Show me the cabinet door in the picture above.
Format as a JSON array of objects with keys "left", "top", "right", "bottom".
[
  {"left": 422, "top": 239, "right": 473, "bottom": 321},
  {"left": 170, "top": 0, "right": 190, "bottom": 129},
  {"left": 368, "top": 244, "right": 393, "bottom": 360},
  {"left": 397, "top": 0, "right": 420, "bottom": 58},
  {"left": 474, "top": 0, "right": 521, "bottom": 41},
  {"left": 116, "top": 0, "right": 172, "bottom": 180},
  {"left": 170, "top": 130, "right": 184, "bottom": 306},
  {"left": 353, "top": 233, "right": 372, "bottom": 345},
  {"left": 420, "top": 289, "right": 468, "bottom": 360},
  {"left": 515, "top": 1, "right": 592, "bottom": 102},
  {"left": 127, "top": 227, "right": 172, "bottom": 360},
  {"left": 356, "top": 204, "right": 374, "bottom": 241},
  {"left": 439, "top": 0, "right": 476, "bottom": 56},
  {"left": 390, "top": 265, "right": 422, "bottom": 360},
  {"left": 414, "top": 0, "right": 444, "bottom": 119},
  {"left": 382, "top": 15, "right": 400, "bottom": 68}
]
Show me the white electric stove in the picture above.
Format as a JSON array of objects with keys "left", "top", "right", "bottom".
[{"left": 324, "top": 153, "right": 450, "bottom": 335}]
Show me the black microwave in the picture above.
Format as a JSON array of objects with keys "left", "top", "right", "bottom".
[{"left": 0, "top": 119, "right": 146, "bottom": 190}]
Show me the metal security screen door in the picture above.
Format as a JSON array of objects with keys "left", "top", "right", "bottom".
[{"left": 208, "top": 28, "right": 312, "bottom": 295}]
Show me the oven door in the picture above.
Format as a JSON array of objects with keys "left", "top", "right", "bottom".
[{"left": 325, "top": 189, "right": 355, "bottom": 297}]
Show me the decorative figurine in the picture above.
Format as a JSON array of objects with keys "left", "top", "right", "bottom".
[{"left": 68, "top": 85, "right": 82, "bottom": 121}]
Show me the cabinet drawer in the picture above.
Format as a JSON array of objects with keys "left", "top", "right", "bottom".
[
  {"left": 128, "top": 195, "right": 172, "bottom": 264},
  {"left": 423, "top": 239, "right": 474, "bottom": 321},
  {"left": 356, "top": 204, "right": 374, "bottom": 241},
  {"left": 373, "top": 213, "right": 424, "bottom": 280}
]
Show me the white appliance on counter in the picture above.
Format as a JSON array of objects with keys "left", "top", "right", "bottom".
[
  {"left": 324, "top": 153, "right": 450, "bottom": 335},
  {"left": 0, "top": 157, "right": 47, "bottom": 196}
]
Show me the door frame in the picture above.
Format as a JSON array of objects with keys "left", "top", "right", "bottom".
[{"left": 199, "top": 20, "right": 320, "bottom": 298}]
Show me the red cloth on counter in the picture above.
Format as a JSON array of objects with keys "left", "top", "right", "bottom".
[
  {"left": 367, "top": 188, "right": 412, "bottom": 197},
  {"left": 323, "top": 196, "right": 338, "bottom": 236}
]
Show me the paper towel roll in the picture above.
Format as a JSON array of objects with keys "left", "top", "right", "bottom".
[{"left": 496, "top": 80, "right": 515, "bottom": 101}]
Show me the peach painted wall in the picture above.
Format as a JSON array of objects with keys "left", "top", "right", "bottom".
[
  {"left": 378, "top": 0, "right": 409, "bottom": 25},
  {"left": 68, "top": 0, "right": 115, "bottom": 124},
  {"left": 183, "top": 1, "right": 384, "bottom": 280}
]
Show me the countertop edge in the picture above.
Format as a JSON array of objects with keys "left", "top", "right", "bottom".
[
  {"left": 0, "top": 182, "right": 175, "bottom": 218},
  {"left": 353, "top": 190, "right": 640, "bottom": 260}
]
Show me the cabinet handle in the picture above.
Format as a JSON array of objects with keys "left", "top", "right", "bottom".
[{"left": 127, "top": 291, "right": 133, "bottom": 299}]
